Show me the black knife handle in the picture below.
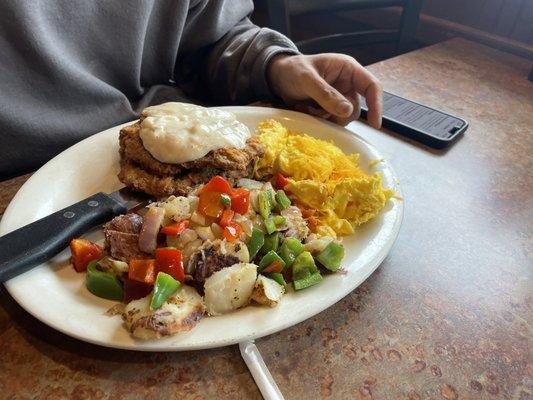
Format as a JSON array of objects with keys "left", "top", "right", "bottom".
[{"left": 0, "top": 192, "right": 126, "bottom": 282}]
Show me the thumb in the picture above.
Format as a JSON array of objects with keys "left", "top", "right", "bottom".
[{"left": 302, "top": 72, "right": 353, "bottom": 118}]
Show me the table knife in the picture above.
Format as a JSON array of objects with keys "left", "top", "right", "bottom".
[{"left": 0, "top": 188, "right": 150, "bottom": 282}]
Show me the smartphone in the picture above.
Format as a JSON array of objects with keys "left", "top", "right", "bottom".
[{"left": 360, "top": 91, "right": 468, "bottom": 149}]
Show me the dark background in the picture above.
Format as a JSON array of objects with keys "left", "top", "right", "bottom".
[{"left": 252, "top": 0, "right": 533, "bottom": 65}]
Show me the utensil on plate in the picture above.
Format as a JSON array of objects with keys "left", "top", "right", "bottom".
[{"left": 0, "top": 188, "right": 150, "bottom": 282}]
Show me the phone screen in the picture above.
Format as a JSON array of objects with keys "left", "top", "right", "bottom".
[{"left": 361, "top": 92, "right": 466, "bottom": 140}]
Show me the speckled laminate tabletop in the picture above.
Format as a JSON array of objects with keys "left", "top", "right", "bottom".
[{"left": 1, "top": 38, "right": 532, "bottom": 400}]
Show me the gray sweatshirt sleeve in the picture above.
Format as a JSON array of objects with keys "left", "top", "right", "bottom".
[{"left": 178, "top": 0, "right": 300, "bottom": 103}]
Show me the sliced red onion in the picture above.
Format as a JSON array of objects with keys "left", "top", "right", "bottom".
[{"left": 138, "top": 206, "right": 165, "bottom": 254}]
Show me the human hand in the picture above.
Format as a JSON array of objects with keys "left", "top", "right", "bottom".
[{"left": 267, "top": 53, "right": 383, "bottom": 128}]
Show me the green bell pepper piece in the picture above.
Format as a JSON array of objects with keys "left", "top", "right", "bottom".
[
  {"left": 279, "top": 237, "right": 305, "bottom": 268},
  {"left": 266, "top": 272, "right": 287, "bottom": 289},
  {"left": 275, "top": 190, "right": 291, "bottom": 210},
  {"left": 260, "top": 232, "right": 280, "bottom": 254},
  {"left": 264, "top": 217, "right": 276, "bottom": 234},
  {"left": 265, "top": 189, "right": 277, "bottom": 209},
  {"left": 248, "top": 228, "right": 265, "bottom": 260},
  {"left": 258, "top": 191, "right": 271, "bottom": 220},
  {"left": 86, "top": 260, "right": 124, "bottom": 301},
  {"left": 316, "top": 242, "right": 345, "bottom": 271},
  {"left": 150, "top": 272, "right": 181, "bottom": 310},
  {"left": 273, "top": 215, "right": 286, "bottom": 227},
  {"left": 258, "top": 250, "right": 286, "bottom": 271},
  {"left": 220, "top": 193, "right": 232, "bottom": 209},
  {"left": 292, "top": 251, "right": 319, "bottom": 281},
  {"left": 264, "top": 215, "right": 286, "bottom": 235},
  {"left": 293, "top": 272, "right": 323, "bottom": 290}
]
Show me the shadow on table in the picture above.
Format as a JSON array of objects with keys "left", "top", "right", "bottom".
[{"left": 379, "top": 126, "right": 465, "bottom": 155}]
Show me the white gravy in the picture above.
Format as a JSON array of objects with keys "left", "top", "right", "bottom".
[{"left": 139, "top": 102, "right": 251, "bottom": 164}]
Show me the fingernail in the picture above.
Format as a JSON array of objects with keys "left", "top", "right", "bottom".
[{"left": 336, "top": 101, "right": 352, "bottom": 116}]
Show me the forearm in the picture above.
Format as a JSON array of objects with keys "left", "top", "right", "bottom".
[
  {"left": 176, "top": 0, "right": 298, "bottom": 103},
  {"left": 203, "top": 18, "right": 299, "bottom": 103}
]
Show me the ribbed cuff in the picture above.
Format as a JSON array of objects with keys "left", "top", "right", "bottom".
[{"left": 251, "top": 30, "right": 300, "bottom": 100}]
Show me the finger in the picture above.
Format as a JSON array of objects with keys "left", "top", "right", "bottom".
[
  {"left": 364, "top": 80, "right": 383, "bottom": 129},
  {"left": 346, "top": 61, "right": 383, "bottom": 128},
  {"left": 302, "top": 71, "right": 353, "bottom": 118},
  {"left": 350, "top": 94, "right": 361, "bottom": 120},
  {"left": 329, "top": 95, "right": 360, "bottom": 126}
]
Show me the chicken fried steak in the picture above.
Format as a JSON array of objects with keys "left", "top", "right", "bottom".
[{"left": 118, "top": 122, "right": 264, "bottom": 197}]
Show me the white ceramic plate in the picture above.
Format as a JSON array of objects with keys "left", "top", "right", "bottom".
[{"left": 0, "top": 107, "right": 403, "bottom": 351}]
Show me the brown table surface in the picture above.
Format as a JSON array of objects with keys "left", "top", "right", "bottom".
[{"left": 1, "top": 38, "right": 532, "bottom": 400}]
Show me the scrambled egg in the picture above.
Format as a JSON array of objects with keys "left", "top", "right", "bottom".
[{"left": 254, "top": 119, "right": 393, "bottom": 237}]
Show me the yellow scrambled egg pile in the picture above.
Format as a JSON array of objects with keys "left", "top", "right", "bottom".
[{"left": 254, "top": 119, "right": 393, "bottom": 237}]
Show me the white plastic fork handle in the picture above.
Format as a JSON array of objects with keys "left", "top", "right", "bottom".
[{"left": 239, "top": 340, "right": 285, "bottom": 400}]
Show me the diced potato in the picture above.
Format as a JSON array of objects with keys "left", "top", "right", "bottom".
[
  {"left": 187, "top": 195, "right": 199, "bottom": 211},
  {"left": 251, "top": 275, "right": 285, "bottom": 307},
  {"left": 195, "top": 226, "right": 215, "bottom": 241},
  {"left": 220, "top": 240, "right": 250, "bottom": 263},
  {"left": 190, "top": 210, "right": 208, "bottom": 226},
  {"left": 158, "top": 196, "right": 191, "bottom": 222},
  {"left": 204, "top": 263, "right": 257, "bottom": 315},
  {"left": 182, "top": 239, "right": 203, "bottom": 262},
  {"left": 166, "top": 228, "right": 198, "bottom": 249},
  {"left": 123, "top": 285, "right": 205, "bottom": 340}
]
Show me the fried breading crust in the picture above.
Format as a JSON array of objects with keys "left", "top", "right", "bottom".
[
  {"left": 118, "top": 160, "right": 255, "bottom": 197},
  {"left": 119, "top": 122, "right": 264, "bottom": 176}
]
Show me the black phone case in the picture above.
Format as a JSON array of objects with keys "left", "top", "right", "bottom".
[{"left": 360, "top": 91, "right": 469, "bottom": 149}]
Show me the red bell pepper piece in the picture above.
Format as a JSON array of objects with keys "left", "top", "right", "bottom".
[
  {"left": 223, "top": 222, "right": 243, "bottom": 242},
  {"left": 69, "top": 238, "right": 103, "bottom": 272},
  {"left": 198, "top": 190, "right": 225, "bottom": 218},
  {"left": 274, "top": 173, "right": 290, "bottom": 190},
  {"left": 123, "top": 278, "right": 153, "bottom": 303},
  {"left": 160, "top": 219, "right": 189, "bottom": 235},
  {"left": 219, "top": 209, "right": 235, "bottom": 227},
  {"left": 155, "top": 248, "right": 185, "bottom": 282},
  {"left": 231, "top": 188, "right": 250, "bottom": 215},
  {"left": 261, "top": 260, "right": 284, "bottom": 274},
  {"left": 201, "top": 176, "right": 233, "bottom": 195},
  {"left": 128, "top": 259, "right": 156, "bottom": 284}
]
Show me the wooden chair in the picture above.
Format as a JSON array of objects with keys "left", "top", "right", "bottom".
[{"left": 266, "top": 0, "right": 423, "bottom": 53}]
